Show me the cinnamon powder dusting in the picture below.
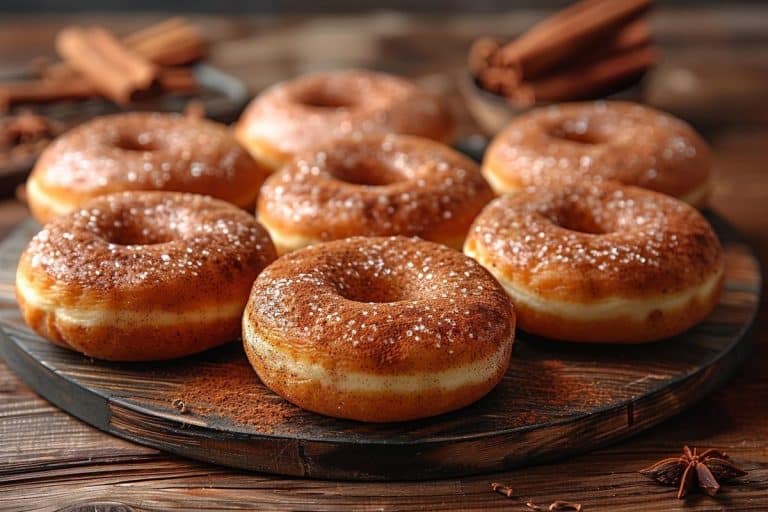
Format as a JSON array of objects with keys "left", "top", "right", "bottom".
[{"left": 172, "top": 357, "right": 301, "bottom": 432}]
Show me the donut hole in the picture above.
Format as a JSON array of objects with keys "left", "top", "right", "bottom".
[
  {"left": 339, "top": 285, "right": 405, "bottom": 303},
  {"left": 550, "top": 208, "right": 612, "bottom": 235},
  {"left": 334, "top": 273, "right": 407, "bottom": 303},
  {"left": 96, "top": 215, "right": 176, "bottom": 246},
  {"left": 114, "top": 134, "right": 157, "bottom": 152},
  {"left": 102, "top": 226, "right": 174, "bottom": 246},
  {"left": 548, "top": 124, "right": 603, "bottom": 145},
  {"left": 297, "top": 89, "right": 355, "bottom": 109},
  {"left": 330, "top": 159, "right": 405, "bottom": 187}
]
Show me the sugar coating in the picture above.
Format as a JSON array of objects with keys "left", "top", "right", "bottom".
[
  {"left": 466, "top": 181, "right": 723, "bottom": 301},
  {"left": 246, "top": 236, "right": 514, "bottom": 373},
  {"left": 237, "top": 69, "right": 454, "bottom": 155},
  {"left": 32, "top": 112, "right": 265, "bottom": 198},
  {"left": 258, "top": 134, "right": 494, "bottom": 242},
  {"left": 23, "top": 191, "right": 276, "bottom": 293},
  {"left": 485, "top": 101, "right": 711, "bottom": 198}
]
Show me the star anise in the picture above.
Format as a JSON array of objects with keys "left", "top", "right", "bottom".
[{"left": 640, "top": 446, "right": 748, "bottom": 498}]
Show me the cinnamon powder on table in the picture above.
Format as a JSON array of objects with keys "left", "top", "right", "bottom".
[{"left": 170, "top": 356, "right": 301, "bottom": 433}]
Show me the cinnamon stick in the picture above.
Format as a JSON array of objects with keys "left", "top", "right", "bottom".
[
  {"left": 468, "top": 37, "right": 503, "bottom": 77},
  {"left": 0, "top": 67, "right": 197, "bottom": 112},
  {"left": 565, "top": 19, "right": 651, "bottom": 70},
  {"left": 0, "top": 78, "right": 95, "bottom": 112},
  {"left": 478, "top": 66, "right": 521, "bottom": 97},
  {"left": 42, "top": 17, "right": 205, "bottom": 82},
  {"left": 520, "top": 0, "right": 607, "bottom": 40},
  {"left": 493, "top": 0, "right": 652, "bottom": 82},
  {"left": 122, "top": 17, "right": 189, "bottom": 48},
  {"left": 89, "top": 27, "right": 157, "bottom": 88},
  {"left": 56, "top": 26, "right": 157, "bottom": 104},
  {"left": 511, "top": 44, "right": 658, "bottom": 106},
  {"left": 124, "top": 17, "right": 206, "bottom": 66},
  {"left": 607, "top": 18, "right": 651, "bottom": 53}
]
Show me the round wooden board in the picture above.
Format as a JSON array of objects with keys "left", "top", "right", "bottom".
[{"left": 0, "top": 214, "right": 761, "bottom": 481}]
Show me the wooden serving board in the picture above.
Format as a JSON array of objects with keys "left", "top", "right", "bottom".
[{"left": 0, "top": 214, "right": 760, "bottom": 481}]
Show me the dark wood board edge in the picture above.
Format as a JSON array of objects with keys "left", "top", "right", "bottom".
[{"left": 0, "top": 317, "right": 755, "bottom": 480}]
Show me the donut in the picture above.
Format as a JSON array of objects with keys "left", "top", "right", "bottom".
[
  {"left": 235, "top": 69, "right": 455, "bottom": 171},
  {"left": 257, "top": 134, "right": 494, "bottom": 253},
  {"left": 483, "top": 101, "right": 712, "bottom": 206},
  {"left": 16, "top": 191, "right": 277, "bottom": 361},
  {"left": 27, "top": 112, "right": 269, "bottom": 224},
  {"left": 464, "top": 181, "right": 723, "bottom": 343},
  {"left": 243, "top": 236, "right": 515, "bottom": 422}
]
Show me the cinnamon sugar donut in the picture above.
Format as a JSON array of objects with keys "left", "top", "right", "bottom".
[
  {"left": 27, "top": 112, "right": 269, "bottom": 224},
  {"left": 16, "top": 191, "right": 277, "bottom": 361},
  {"left": 243, "top": 236, "right": 515, "bottom": 422},
  {"left": 483, "top": 102, "right": 712, "bottom": 206},
  {"left": 257, "top": 134, "right": 494, "bottom": 253},
  {"left": 235, "top": 69, "right": 454, "bottom": 171},
  {"left": 464, "top": 181, "right": 723, "bottom": 343}
]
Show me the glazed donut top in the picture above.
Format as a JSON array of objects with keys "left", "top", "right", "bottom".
[
  {"left": 32, "top": 112, "right": 267, "bottom": 202},
  {"left": 258, "top": 134, "right": 494, "bottom": 242},
  {"left": 236, "top": 69, "right": 454, "bottom": 157},
  {"left": 246, "top": 236, "right": 514, "bottom": 374},
  {"left": 465, "top": 181, "right": 722, "bottom": 302},
  {"left": 22, "top": 191, "right": 276, "bottom": 309},
  {"left": 485, "top": 101, "right": 711, "bottom": 198}
]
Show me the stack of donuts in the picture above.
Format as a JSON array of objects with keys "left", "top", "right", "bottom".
[{"left": 16, "top": 68, "right": 723, "bottom": 423}]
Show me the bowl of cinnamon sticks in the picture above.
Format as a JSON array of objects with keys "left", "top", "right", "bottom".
[{"left": 463, "top": 0, "right": 658, "bottom": 135}]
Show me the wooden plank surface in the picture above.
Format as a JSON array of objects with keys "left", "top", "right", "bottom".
[{"left": 1, "top": 6, "right": 768, "bottom": 510}]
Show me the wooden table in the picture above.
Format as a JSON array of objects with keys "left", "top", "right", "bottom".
[{"left": 1, "top": 7, "right": 767, "bottom": 511}]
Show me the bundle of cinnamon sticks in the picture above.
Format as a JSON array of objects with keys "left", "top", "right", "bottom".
[
  {"left": 0, "top": 17, "right": 206, "bottom": 112},
  {"left": 469, "top": 0, "right": 658, "bottom": 106}
]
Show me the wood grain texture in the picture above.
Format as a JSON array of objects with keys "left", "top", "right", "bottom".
[
  {"left": 0, "top": 212, "right": 760, "bottom": 481},
  {"left": 1, "top": 7, "right": 768, "bottom": 510}
]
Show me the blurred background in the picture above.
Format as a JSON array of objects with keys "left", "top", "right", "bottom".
[
  {"left": 2, "top": 0, "right": 767, "bottom": 11},
  {"left": 1, "top": 1, "right": 766, "bottom": 198}
]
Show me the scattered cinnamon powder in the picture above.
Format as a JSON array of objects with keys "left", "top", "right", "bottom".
[
  {"left": 480, "top": 356, "right": 617, "bottom": 428},
  {"left": 162, "top": 340, "right": 621, "bottom": 435},
  {"left": 171, "top": 354, "right": 301, "bottom": 433}
]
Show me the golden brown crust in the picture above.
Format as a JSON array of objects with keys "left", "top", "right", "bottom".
[
  {"left": 483, "top": 101, "right": 712, "bottom": 204},
  {"left": 464, "top": 181, "right": 723, "bottom": 343},
  {"left": 243, "top": 236, "right": 515, "bottom": 421},
  {"left": 27, "top": 112, "right": 269, "bottom": 224},
  {"left": 257, "top": 134, "right": 494, "bottom": 252},
  {"left": 235, "top": 69, "right": 455, "bottom": 171},
  {"left": 16, "top": 191, "right": 277, "bottom": 361}
]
